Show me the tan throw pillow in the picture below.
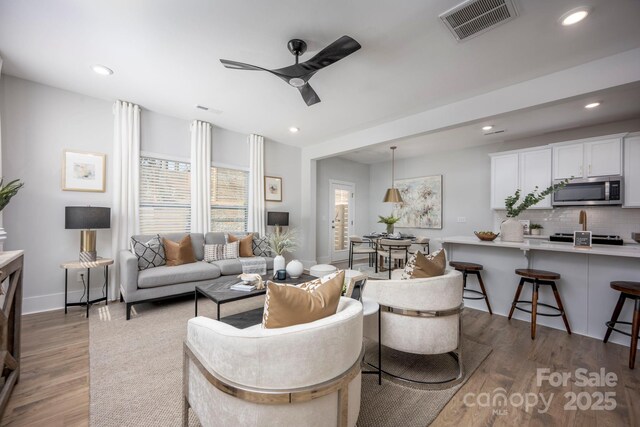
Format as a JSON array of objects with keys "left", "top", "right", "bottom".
[
  {"left": 411, "top": 249, "right": 446, "bottom": 278},
  {"left": 228, "top": 233, "right": 254, "bottom": 257},
  {"left": 262, "top": 271, "right": 345, "bottom": 329},
  {"left": 164, "top": 235, "right": 197, "bottom": 266}
]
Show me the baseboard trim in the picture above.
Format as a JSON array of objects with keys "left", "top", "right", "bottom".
[{"left": 22, "top": 288, "right": 113, "bottom": 315}]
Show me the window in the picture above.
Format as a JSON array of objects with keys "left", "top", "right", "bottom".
[
  {"left": 139, "top": 156, "right": 191, "bottom": 234},
  {"left": 211, "top": 166, "right": 249, "bottom": 232}
]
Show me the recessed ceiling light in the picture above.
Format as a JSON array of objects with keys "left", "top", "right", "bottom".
[
  {"left": 91, "top": 64, "right": 113, "bottom": 76},
  {"left": 482, "top": 125, "right": 494, "bottom": 131},
  {"left": 584, "top": 102, "right": 601, "bottom": 109},
  {"left": 560, "top": 7, "right": 590, "bottom": 26},
  {"left": 289, "top": 127, "right": 299, "bottom": 133}
]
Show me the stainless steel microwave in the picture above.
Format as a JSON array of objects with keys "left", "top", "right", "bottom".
[{"left": 552, "top": 176, "right": 623, "bottom": 206}]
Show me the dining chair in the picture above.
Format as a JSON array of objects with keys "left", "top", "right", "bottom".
[
  {"left": 348, "top": 236, "right": 376, "bottom": 269},
  {"left": 376, "top": 239, "right": 411, "bottom": 279},
  {"left": 408, "top": 236, "right": 430, "bottom": 255}
]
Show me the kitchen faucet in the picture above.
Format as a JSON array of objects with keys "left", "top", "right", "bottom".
[{"left": 578, "top": 210, "right": 587, "bottom": 232}]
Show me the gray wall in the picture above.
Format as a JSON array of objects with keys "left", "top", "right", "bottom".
[
  {"left": 1, "top": 75, "right": 302, "bottom": 313},
  {"left": 315, "top": 157, "right": 370, "bottom": 263}
]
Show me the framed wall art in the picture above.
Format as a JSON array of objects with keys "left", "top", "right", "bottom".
[
  {"left": 62, "top": 150, "right": 106, "bottom": 192},
  {"left": 264, "top": 176, "right": 282, "bottom": 202},
  {"left": 393, "top": 174, "right": 443, "bottom": 229}
]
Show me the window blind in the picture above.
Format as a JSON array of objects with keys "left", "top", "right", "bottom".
[
  {"left": 139, "top": 157, "right": 191, "bottom": 234},
  {"left": 211, "top": 166, "right": 249, "bottom": 232}
]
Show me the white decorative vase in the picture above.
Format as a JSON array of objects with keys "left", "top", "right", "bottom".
[
  {"left": 0, "top": 227, "right": 6, "bottom": 252},
  {"left": 273, "top": 255, "right": 286, "bottom": 273},
  {"left": 531, "top": 229, "right": 541, "bottom": 236},
  {"left": 501, "top": 218, "right": 524, "bottom": 242},
  {"left": 286, "top": 259, "right": 304, "bottom": 279}
]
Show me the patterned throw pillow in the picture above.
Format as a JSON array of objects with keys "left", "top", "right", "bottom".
[
  {"left": 252, "top": 235, "right": 272, "bottom": 257},
  {"left": 131, "top": 235, "right": 166, "bottom": 271},
  {"left": 204, "top": 241, "right": 239, "bottom": 262},
  {"left": 401, "top": 249, "right": 446, "bottom": 279}
]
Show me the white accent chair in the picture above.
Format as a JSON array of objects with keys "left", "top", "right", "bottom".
[
  {"left": 408, "top": 236, "right": 430, "bottom": 255},
  {"left": 362, "top": 269, "right": 464, "bottom": 386},
  {"left": 348, "top": 236, "right": 376, "bottom": 268},
  {"left": 183, "top": 298, "right": 363, "bottom": 427},
  {"left": 376, "top": 239, "right": 411, "bottom": 279}
]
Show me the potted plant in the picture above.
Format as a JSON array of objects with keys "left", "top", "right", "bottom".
[
  {"left": 502, "top": 179, "right": 568, "bottom": 242},
  {"left": 267, "top": 228, "right": 298, "bottom": 273},
  {"left": 377, "top": 215, "right": 400, "bottom": 235},
  {"left": 530, "top": 224, "right": 544, "bottom": 236},
  {"left": 0, "top": 178, "right": 24, "bottom": 247}
]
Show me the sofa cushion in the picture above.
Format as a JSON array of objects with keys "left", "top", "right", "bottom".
[
  {"left": 131, "top": 235, "right": 166, "bottom": 270},
  {"left": 401, "top": 249, "right": 446, "bottom": 279},
  {"left": 204, "top": 242, "right": 239, "bottom": 262},
  {"left": 131, "top": 233, "right": 205, "bottom": 261},
  {"left": 209, "top": 259, "right": 243, "bottom": 275},
  {"left": 262, "top": 271, "right": 345, "bottom": 329},
  {"left": 227, "top": 233, "right": 255, "bottom": 257},
  {"left": 137, "top": 261, "right": 221, "bottom": 288},
  {"left": 252, "top": 235, "right": 272, "bottom": 257},
  {"left": 164, "top": 235, "right": 197, "bottom": 266}
]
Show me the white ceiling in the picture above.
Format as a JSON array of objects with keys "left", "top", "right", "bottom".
[
  {"left": 1, "top": 0, "right": 639, "bottom": 147},
  {"left": 338, "top": 82, "right": 640, "bottom": 164}
]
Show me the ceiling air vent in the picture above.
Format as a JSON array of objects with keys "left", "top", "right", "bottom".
[{"left": 439, "top": 0, "right": 518, "bottom": 41}]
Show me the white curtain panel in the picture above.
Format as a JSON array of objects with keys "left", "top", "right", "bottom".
[
  {"left": 190, "top": 120, "right": 212, "bottom": 233},
  {"left": 248, "top": 134, "right": 266, "bottom": 236},
  {"left": 111, "top": 100, "right": 141, "bottom": 301}
]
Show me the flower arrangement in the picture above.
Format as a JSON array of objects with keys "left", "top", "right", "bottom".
[
  {"left": 0, "top": 178, "right": 24, "bottom": 212},
  {"left": 377, "top": 215, "right": 400, "bottom": 234},
  {"left": 530, "top": 224, "right": 544, "bottom": 230},
  {"left": 267, "top": 228, "right": 298, "bottom": 256},
  {"left": 504, "top": 179, "right": 569, "bottom": 218}
]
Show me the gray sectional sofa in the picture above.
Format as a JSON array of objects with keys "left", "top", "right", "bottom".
[{"left": 120, "top": 232, "right": 273, "bottom": 320}]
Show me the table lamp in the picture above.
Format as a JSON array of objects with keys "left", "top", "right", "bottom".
[
  {"left": 267, "top": 211, "right": 289, "bottom": 234},
  {"left": 65, "top": 206, "right": 111, "bottom": 262}
]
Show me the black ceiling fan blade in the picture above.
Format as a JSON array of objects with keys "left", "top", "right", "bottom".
[
  {"left": 301, "top": 35, "right": 361, "bottom": 72},
  {"left": 298, "top": 84, "right": 321, "bottom": 106},
  {"left": 219, "top": 59, "right": 269, "bottom": 71}
]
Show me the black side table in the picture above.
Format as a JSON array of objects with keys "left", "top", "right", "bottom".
[{"left": 61, "top": 258, "right": 113, "bottom": 317}]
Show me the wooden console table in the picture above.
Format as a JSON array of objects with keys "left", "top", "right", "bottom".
[{"left": 0, "top": 250, "right": 24, "bottom": 418}]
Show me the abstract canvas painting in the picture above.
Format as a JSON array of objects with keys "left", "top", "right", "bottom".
[{"left": 393, "top": 175, "right": 442, "bottom": 229}]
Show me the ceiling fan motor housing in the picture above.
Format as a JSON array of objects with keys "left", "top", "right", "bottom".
[{"left": 287, "top": 39, "right": 307, "bottom": 57}]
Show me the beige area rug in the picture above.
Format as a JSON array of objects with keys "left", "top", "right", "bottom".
[{"left": 89, "top": 297, "right": 491, "bottom": 427}]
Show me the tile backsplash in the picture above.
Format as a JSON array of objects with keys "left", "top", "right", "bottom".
[{"left": 493, "top": 207, "right": 640, "bottom": 242}]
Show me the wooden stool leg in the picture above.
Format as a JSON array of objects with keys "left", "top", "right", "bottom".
[
  {"left": 604, "top": 293, "right": 626, "bottom": 343},
  {"left": 531, "top": 281, "right": 539, "bottom": 340},
  {"left": 476, "top": 272, "right": 493, "bottom": 315},
  {"left": 551, "top": 282, "right": 571, "bottom": 335},
  {"left": 630, "top": 299, "right": 640, "bottom": 370},
  {"left": 508, "top": 278, "right": 525, "bottom": 320}
]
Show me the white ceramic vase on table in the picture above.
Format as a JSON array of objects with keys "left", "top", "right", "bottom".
[
  {"left": 273, "top": 255, "right": 286, "bottom": 272},
  {"left": 286, "top": 260, "right": 304, "bottom": 279},
  {"left": 501, "top": 218, "right": 524, "bottom": 242}
]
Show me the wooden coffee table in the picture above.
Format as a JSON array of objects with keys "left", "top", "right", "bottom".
[{"left": 194, "top": 273, "right": 316, "bottom": 321}]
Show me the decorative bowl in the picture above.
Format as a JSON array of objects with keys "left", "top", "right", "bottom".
[{"left": 474, "top": 231, "right": 500, "bottom": 241}]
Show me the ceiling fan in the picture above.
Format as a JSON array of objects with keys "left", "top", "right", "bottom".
[{"left": 220, "top": 35, "right": 361, "bottom": 106}]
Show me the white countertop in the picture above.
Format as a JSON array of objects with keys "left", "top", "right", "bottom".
[{"left": 440, "top": 236, "right": 640, "bottom": 258}]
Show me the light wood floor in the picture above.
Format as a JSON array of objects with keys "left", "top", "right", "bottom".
[{"left": 1, "top": 304, "right": 638, "bottom": 426}]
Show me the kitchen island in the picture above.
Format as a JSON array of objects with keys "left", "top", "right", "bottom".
[{"left": 441, "top": 236, "right": 640, "bottom": 348}]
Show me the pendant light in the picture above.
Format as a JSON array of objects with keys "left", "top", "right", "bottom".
[{"left": 383, "top": 146, "right": 403, "bottom": 203}]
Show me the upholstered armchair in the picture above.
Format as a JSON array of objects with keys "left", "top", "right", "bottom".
[
  {"left": 361, "top": 269, "right": 464, "bottom": 386},
  {"left": 183, "top": 298, "right": 363, "bottom": 427}
]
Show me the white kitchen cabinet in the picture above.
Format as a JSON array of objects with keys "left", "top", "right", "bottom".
[
  {"left": 585, "top": 138, "right": 622, "bottom": 177},
  {"left": 490, "top": 153, "right": 519, "bottom": 209},
  {"left": 519, "top": 148, "right": 552, "bottom": 208},
  {"left": 553, "top": 143, "right": 584, "bottom": 179},
  {"left": 553, "top": 136, "right": 622, "bottom": 179},
  {"left": 624, "top": 135, "right": 640, "bottom": 208},
  {"left": 490, "top": 148, "right": 552, "bottom": 210}
]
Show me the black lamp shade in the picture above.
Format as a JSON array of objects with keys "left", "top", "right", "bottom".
[
  {"left": 65, "top": 207, "right": 111, "bottom": 229},
  {"left": 267, "top": 211, "right": 289, "bottom": 226}
]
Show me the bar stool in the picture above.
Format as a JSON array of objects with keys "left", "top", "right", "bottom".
[
  {"left": 603, "top": 281, "right": 640, "bottom": 369},
  {"left": 508, "top": 268, "right": 571, "bottom": 340},
  {"left": 449, "top": 261, "right": 492, "bottom": 315}
]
